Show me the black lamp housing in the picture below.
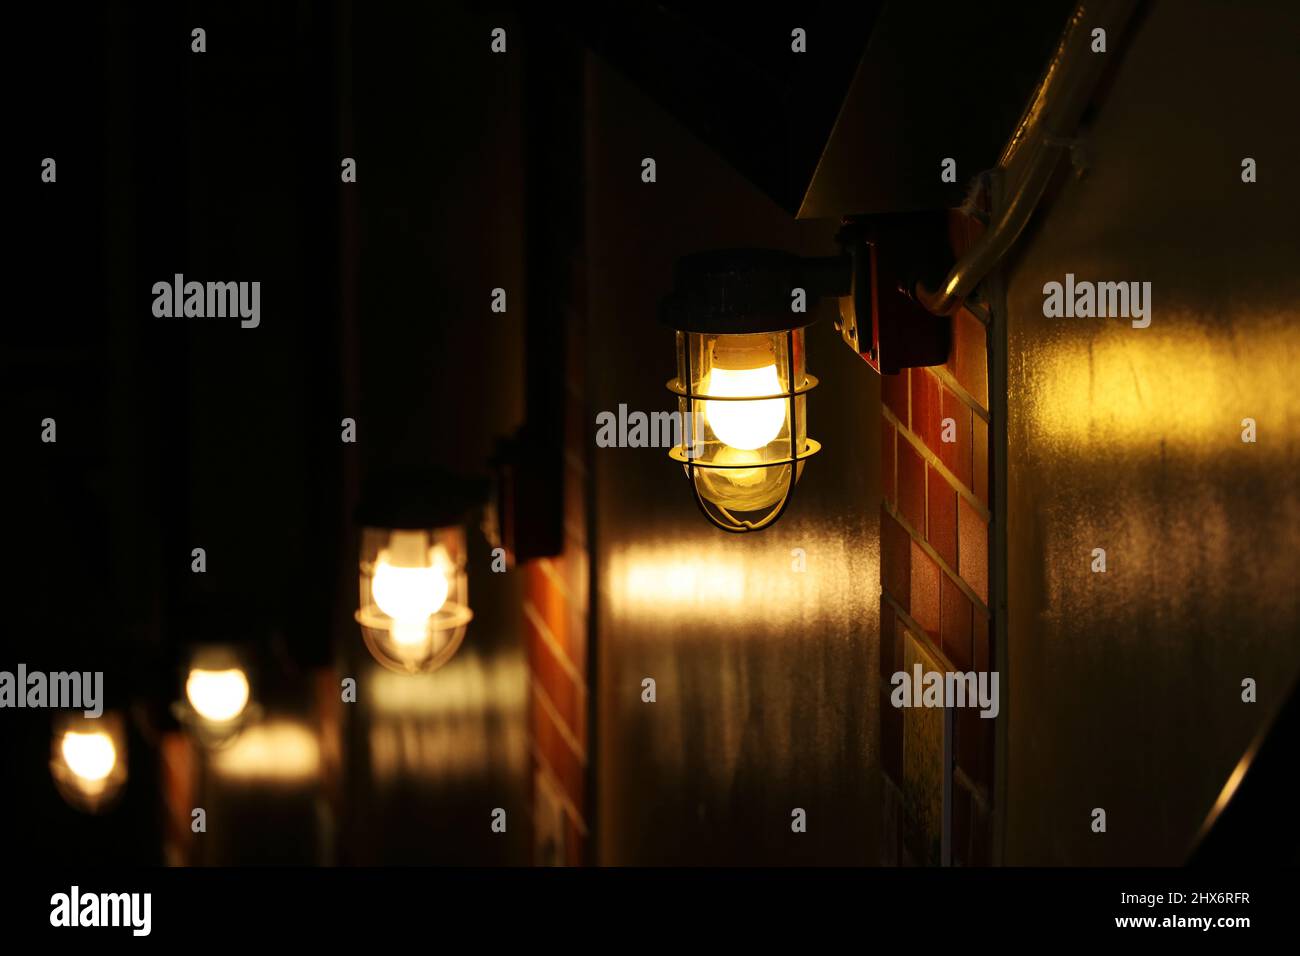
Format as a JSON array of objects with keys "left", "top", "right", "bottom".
[{"left": 354, "top": 469, "right": 487, "bottom": 532}]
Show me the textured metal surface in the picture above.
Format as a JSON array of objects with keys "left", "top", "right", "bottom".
[
  {"left": 587, "top": 58, "right": 881, "bottom": 864},
  {"left": 1001, "top": 0, "right": 1300, "bottom": 864}
]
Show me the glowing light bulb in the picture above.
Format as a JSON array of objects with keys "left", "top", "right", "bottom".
[
  {"left": 371, "top": 531, "right": 450, "bottom": 647},
  {"left": 186, "top": 668, "right": 250, "bottom": 722},
  {"left": 704, "top": 363, "right": 785, "bottom": 450},
  {"left": 372, "top": 559, "right": 449, "bottom": 621},
  {"left": 61, "top": 731, "right": 117, "bottom": 782}
]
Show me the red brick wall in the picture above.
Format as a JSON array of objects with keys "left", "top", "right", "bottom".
[
  {"left": 880, "top": 211, "right": 994, "bottom": 865},
  {"left": 522, "top": 249, "right": 591, "bottom": 866}
]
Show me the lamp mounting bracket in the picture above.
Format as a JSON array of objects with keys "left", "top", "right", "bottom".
[{"left": 833, "top": 213, "right": 953, "bottom": 375}]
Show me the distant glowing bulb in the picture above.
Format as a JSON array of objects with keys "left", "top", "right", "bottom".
[
  {"left": 61, "top": 731, "right": 117, "bottom": 782},
  {"left": 186, "top": 668, "right": 250, "bottom": 722},
  {"left": 704, "top": 364, "right": 785, "bottom": 450}
]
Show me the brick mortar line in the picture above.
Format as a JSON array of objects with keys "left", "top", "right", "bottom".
[
  {"left": 528, "top": 740, "right": 590, "bottom": 838},
  {"left": 523, "top": 599, "right": 586, "bottom": 688},
  {"left": 529, "top": 670, "right": 588, "bottom": 766},
  {"left": 881, "top": 594, "right": 996, "bottom": 812},
  {"left": 883, "top": 407, "right": 992, "bottom": 524},
  {"left": 881, "top": 589, "right": 957, "bottom": 676},
  {"left": 929, "top": 364, "right": 990, "bottom": 423},
  {"left": 535, "top": 556, "right": 574, "bottom": 604},
  {"left": 883, "top": 502, "right": 992, "bottom": 619}
]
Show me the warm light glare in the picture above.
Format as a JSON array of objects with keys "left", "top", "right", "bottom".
[
  {"left": 1029, "top": 322, "right": 1292, "bottom": 454},
  {"left": 704, "top": 363, "right": 785, "bottom": 449},
  {"left": 185, "top": 668, "right": 250, "bottom": 722},
  {"left": 610, "top": 535, "right": 876, "bottom": 630},
  {"left": 622, "top": 556, "right": 748, "bottom": 610},
  {"left": 372, "top": 540, "right": 450, "bottom": 646},
  {"left": 210, "top": 721, "right": 321, "bottom": 783},
  {"left": 61, "top": 731, "right": 116, "bottom": 782}
]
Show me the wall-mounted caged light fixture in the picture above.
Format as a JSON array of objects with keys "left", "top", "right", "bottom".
[
  {"left": 661, "top": 251, "right": 842, "bottom": 533},
  {"left": 662, "top": 220, "right": 953, "bottom": 533},
  {"left": 354, "top": 472, "right": 483, "bottom": 674}
]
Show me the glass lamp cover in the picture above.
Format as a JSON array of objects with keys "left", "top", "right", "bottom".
[
  {"left": 673, "top": 329, "right": 813, "bottom": 528},
  {"left": 356, "top": 524, "right": 472, "bottom": 674}
]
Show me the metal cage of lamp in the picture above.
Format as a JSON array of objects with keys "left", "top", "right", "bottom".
[
  {"left": 662, "top": 251, "right": 826, "bottom": 533},
  {"left": 354, "top": 471, "right": 482, "bottom": 675}
]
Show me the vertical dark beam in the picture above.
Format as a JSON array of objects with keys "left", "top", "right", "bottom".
[
  {"left": 136, "top": 2, "right": 193, "bottom": 665},
  {"left": 516, "top": 23, "right": 582, "bottom": 560},
  {"left": 332, "top": 0, "right": 363, "bottom": 865},
  {"left": 292, "top": 0, "right": 345, "bottom": 668},
  {"left": 336, "top": 0, "right": 361, "bottom": 660}
]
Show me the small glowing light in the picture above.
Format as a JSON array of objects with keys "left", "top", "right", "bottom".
[
  {"left": 704, "top": 363, "right": 786, "bottom": 450},
  {"left": 51, "top": 713, "right": 128, "bottom": 812},
  {"left": 185, "top": 668, "right": 250, "bottom": 723},
  {"left": 61, "top": 731, "right": 117, "bottom": 782}
]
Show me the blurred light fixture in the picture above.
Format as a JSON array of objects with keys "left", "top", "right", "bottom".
[
  {"left": 172, "top": 645, "right": 259, "bottom": 746},
  {"left": 662, "top": 225, "right": 953, "bottom": 533},
  {"left": 355, "top": 472, "right": 483, "bottom": 674},
  {"left": 50, "top": 711, "right": 127, "bottom": 813}
]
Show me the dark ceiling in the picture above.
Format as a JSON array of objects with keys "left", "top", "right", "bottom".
[{"left": 562, "top": 0, "right": 1076, "bottom": 217}]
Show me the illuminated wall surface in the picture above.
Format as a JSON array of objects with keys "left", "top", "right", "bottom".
[
  {"left": 1001, "top": 1, "right": 1300, "bottom": 864},
  {"left": 586, "top": 59, "right": 882, "bottom": 865}
]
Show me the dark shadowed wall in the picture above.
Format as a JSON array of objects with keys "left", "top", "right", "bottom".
[
  {"left": 585, "top": 56, "right": 882, "bottom": 865},
  {"left": 1000, "top": 0, "right": 1300, "bottom": 864},
  {"left": 4, "top": 0, "right": 532, "bottom": 866}
]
